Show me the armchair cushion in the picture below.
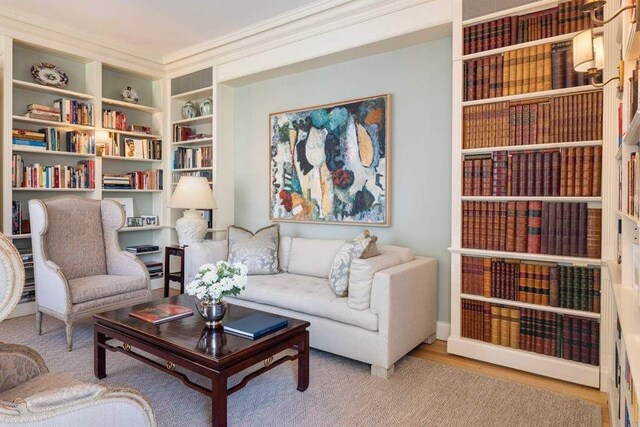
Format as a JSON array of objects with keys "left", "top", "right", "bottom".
[
  {"left": 42, "top": 198, "right": 107, "bottom": 280},
  {"left": 69, "top": 275, "right": 148, "bottom": 304},
  {"left": 0, "top": 373, "right": 81, "bottom": 403}
]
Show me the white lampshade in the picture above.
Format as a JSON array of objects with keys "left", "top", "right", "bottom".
[
  {"left": 95, "top": 130, "right": 111, "bottom": 144},
  {"left": 169, "top": 176, "right": 216, "bottom": 209},
  {"left": 573, "top": 29, "right": 604, "bottom": 73}
]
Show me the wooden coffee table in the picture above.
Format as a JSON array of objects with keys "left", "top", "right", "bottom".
[{"left": 93, "top": 295, "right": 310, "bottom": 427}]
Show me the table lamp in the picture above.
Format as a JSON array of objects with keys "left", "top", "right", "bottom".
[{"left": 169, "top": 176, "right": 216, "bottom": 246}]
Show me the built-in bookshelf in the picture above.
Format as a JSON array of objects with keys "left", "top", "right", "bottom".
[
  {"left": 450, "top": 0, "right": 610, "bottom": 389},
  {"left": 0, "top": 39, "right": 167, "bottom": 317}
]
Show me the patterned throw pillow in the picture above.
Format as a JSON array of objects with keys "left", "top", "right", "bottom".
[
  {"left": 328, "top": 232, "right": 378, "bottom": 297},
  {"left": 227, "top": 225, "right": 280, "bottom": 275}
]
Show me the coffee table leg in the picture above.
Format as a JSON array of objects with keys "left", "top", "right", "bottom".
[
  {"left": 94, "top": 327, "right": 106, "bottom": 379},
  {"left": 297, "top": 331, "right": 309, "bottom": 392},
  {"left": 211, "top": 373, "right": 228, "bottom": 427}
]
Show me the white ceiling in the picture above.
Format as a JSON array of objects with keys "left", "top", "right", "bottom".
[{"left": 0, "top": 0, "right": 322, "bottom": 60}]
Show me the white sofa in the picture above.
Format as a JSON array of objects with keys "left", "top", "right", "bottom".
[{"left": 184, "top": 236, "right": 437, "bottom": 378}]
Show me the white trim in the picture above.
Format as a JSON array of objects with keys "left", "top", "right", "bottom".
[{"left": 436, "top": 321, "right": 451, "bottom": 341}]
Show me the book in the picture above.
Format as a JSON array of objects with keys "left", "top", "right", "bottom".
[
  {"left": 126, "top": 245, "right": 160, "bottom": 253},
  {"left": 223, "top": 313, "right": 288, "bottom": 340},
  {"left": 129, "top": 304, "right": 193, "bottom": 325}
]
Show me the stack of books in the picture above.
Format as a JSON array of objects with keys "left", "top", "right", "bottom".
[
  {"left": 12, "top": 155, "right": 95, "bottom": 189},
  {"left": 25, "top": 103, "right": 61, "bottom": 122},
  {"left": 54, "top": 99, "right": 93, "bottom": 126},
  {"left": 126, "top": 245, "right": 159, "bottom": 254},
  {"left": 144, "top": 261, "right": 163, "bottom": 279},
  {"left": 102, "top": 109, "right": 127, "bottom": 131},
  {"left": 462, "top": 256, "right": 601, "bottom": 313},
  {"left": 461, "top": 299, "right": 599, "bottom": 366},
  {"left": 174, "top": 125, "right": 192, "bottom": 142},
  {"left": 103, "top": 174, "right": 131, "bottom": 190},
  {"left": 103, "top": 170, "right": 163, "bottom": 190},
  {"left": 12, "top": 128, "right": 47, "bottom": 150}
]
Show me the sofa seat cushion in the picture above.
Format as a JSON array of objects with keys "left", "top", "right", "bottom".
[
  {"left": 234, "top": 273, "right": 378, "bottom": 331},
  {"left": 69, "top": 275, "right": 148, "bottom": 304},
  {"left": 0, "top": 372, "right": 81, "bottom": 403}
]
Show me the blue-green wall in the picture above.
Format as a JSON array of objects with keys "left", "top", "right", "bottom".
[{"left": 234, "top": 37, "right": 453, "bottom": 322}]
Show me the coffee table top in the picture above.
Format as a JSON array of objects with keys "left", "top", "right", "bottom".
[{"left": 93, "top": 294, "right": 310, "bottom": 366}]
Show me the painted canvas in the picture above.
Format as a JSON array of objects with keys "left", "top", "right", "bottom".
[{"left": 269, "top": 94, "right": 389, "bottom": 225}]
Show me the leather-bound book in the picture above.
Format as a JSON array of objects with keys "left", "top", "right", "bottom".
[
  {"left": 562, "top": 315, "right": 572, "bottom": 360},
  {"left": 526, "top": 152, "right": 535, "bottom": 196},
  {"left": 533, "top": 310, "right": 543, "bottom": 354},
  {"left": 511, "top": 153, "right": 520, "bottom": 196},
  {"left": 499, "top": 201, "right": 507, "bottom": 251},
  {"left": 593, "top": 268, "right": 601, "bottom": 313},
  {"left": 522, "top": 104, "right": 531, "bottom": 145},
  {"left": 566, "top": 147, "right": 576, "bottom": 196},
  {"left": 542, "top": 151, "right": 553, "bottom": 196},
  {"left": 534, "top": 151, "right": 544, "bottom": 195},
  {"left": 578, "top": 203, "right": 588, "bottom": 257},
  {"left": 551, "top": 43, "right": 562, "bottom": 90},
  {"left": 519, "top": 309, "right": 528, "bottom": 351},
  {"left": 519, "top": 152, "right": 527, "bottom": 195},
  {"left": 561, "top": 203, "right": 572, "bottom": 256},
  {"left": 535, "top": 44, "right": 545, "bottom": 92},
  {"left": 559, "top": 149, "right": 568, "bottom": 196},
  {"left": 515, "top": 104, "right": 523, "bottom": 145},
  {"left": 463, "top": 26, "right": 470, "bottom": 55},
  {"left": 547, "top": 202, "right": 557, "bottom": 255},
  {"left": 586, "top": 208, "right": 602, "bottom": 259},
  {"left": 472, "top": 159, "right": 481, "bottom": 196},
  {"left": 541, "top": 202, "right": 550, "bottom": 254},
  {"left": 483, "top": 302, "right": 492, "bottom": 343},
  {"left": 502, "top": 51, "right": 511, "bottom": 96},
  {"left": 542, "top": 102, "right": 551, "bottom": 143},
  {"left": 486, "top": 203, "right": 495, "bottom": 250},
  {"left": 542, "top": 311, "right": 553, "bottom": 356},
  {"left": 527, "top": 201, "right": 542, "bottom": 254},
  {"left": 465, "top": 59, "right": 475, "bottom": 101},
  {"left": 510, "top": 308, "right": 520, "bottom": 349},
  {"left": 596, "top": 91, "right": 603, "bottom": 139},
  {"left": 518, "top": 263, "right": 528, "bottom": 302},
  {"left": 549, "top": 266, "right": 559, "bottom": 307},
  {"left": 477, "top": 202, "right": 485, "bottom": 249},
  {"left": 554, "top": 202, "right": 564, "bottom": 256},
  {"left": 574, "top": 146, "right": 583, "bottom": 196},
  {"left": 483, "top": 56, "right": 492, "bottom": 99},
  {"left": 509, "top": 50, "right": 518, "bottom": 96},
  {"left": 509, "top": 106, "right": 517, "bottom": 147},
  {"left": 521, "top": 47, "right": 531, "bottom": 94},
  {"left": 580, "top": 318, "right": 590, "bottom": 364},
  {"left": 461, "top": 256, "right": 469, "bottom": 294},
  {"left": 515, "top": 201, "right": 529, "bottom": 252},
  {"left": 558, "top": 266, "right": 567, "bottom": 308},
  {"left": 463, "top": 159, "right": 473, "bottom": 196},
  {"left": 592, "top": 145, "right": 602, "bottom": 196},
  {"left": 500, "top": 306, "right": 511, "bottom": 347},
  {"left": 528, "top": 45, "right": 537, "bottom": 93},
  {"left": 515, "top": 48, "right": 525, "bottom": 94},
  {"left": 582, "top": 267, "right": 591, "bottom": 312},
  {"left": 491, "top": 305, "right": 501, "bottom": 345},
  {"left": 492, "top": 151, "right": 508, "bottom": 196},
  {"left": 482, "top": 158, "right": 493, "bottom": 196},
  {"left": 541, "top": 265, "right": 551, "bottom": 306},
  {"left": 582, "top": 146, "right": 594, "bottom": 196},
  {"left": 473, "top": 201, "right": 481, "bottom": 248},
  {"left": 550, "top": 97, "right": 558, "bottom": 143},
  {"left": 506, "top": 201, "right": 517, "bottom": 252},
  {"left": 483, "top": 257, "right": 492, "bottom": 297},
  {"left": 491, "top": 260, "right": 498, "bottom": 298},
  {"left": 569, "top": 317, "right": 580, "bottom": 361},
  {"left": 590, "top": 320, "right": 599, "bottom": 366},
  {"left": 569, "top": 202, "right": 580, "bottom": 257},
  {"left": 532, "top": 264, "right": 542, "bottom": 304},
  {"left": 501, "top": 102, "right": 510, "bottom": 147},
  {"left": 462, "top": 201, "right": 468, "bottom": 248},
  {"left": 489, "top": 54, "right": 497, "bottom": 99},
  {"left": 489, "top": 19, "right": 498, "bottom": 51},
  {"left": 496, "top": 54, "right": 504, "bottom": 98}
]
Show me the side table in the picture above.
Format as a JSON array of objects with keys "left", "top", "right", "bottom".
[{"left": 164, "top": 245, "right": 186, "bottom": 297}]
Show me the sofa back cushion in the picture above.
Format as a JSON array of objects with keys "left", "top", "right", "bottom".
[
  {"left": 279, "top": 236, "right": 292, "bottom": 272},
  {"left": 288, "top": 238, "right": 345, "bottom": 278},
  {"left": 378, "top": 244, "right": 415, "bottom": 263},
  {"left": 42, "top": 197, "right": 107, "bottom": 280},
  {"left": 348, "top": 252, "right": 404, "bottom": 310}
]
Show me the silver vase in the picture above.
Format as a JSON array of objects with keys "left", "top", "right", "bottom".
[{"left": 195, "top": 300, "right": 226, "bottom": 328}]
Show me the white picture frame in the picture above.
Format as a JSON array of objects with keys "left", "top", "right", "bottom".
[{"left": 108, "top": 197, "right": 134, "bottom": 218}]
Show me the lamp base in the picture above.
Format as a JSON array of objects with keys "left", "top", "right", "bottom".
[{"left": 175, "top": 209, "right": 208, "bottom": 246}]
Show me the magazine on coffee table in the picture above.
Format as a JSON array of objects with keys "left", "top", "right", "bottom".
[{"left": 129, "top": 304, "right": 193, "bottom": 325}]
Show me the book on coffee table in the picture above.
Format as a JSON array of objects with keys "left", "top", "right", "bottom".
[
  {"left": 223, "top": 313, "right": 288, "bottom": 340},
  {"left": 129, "top": 304, "right": 193, "bottom": 325}
]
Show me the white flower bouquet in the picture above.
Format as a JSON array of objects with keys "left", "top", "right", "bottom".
[{"left": 186, "top": 261, "right": 248, "bottom": 303}]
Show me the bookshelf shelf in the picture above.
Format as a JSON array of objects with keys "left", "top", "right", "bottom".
[
  {"left": 624, "top": 111, "right": 640, "bottom": 145},
  {"left": 12, "top": 147, "right": 95, "bottom": 158},
  {"left": 12, "top": 187, "right": 94, "bottom": 192},
  {"left": 13, "top": 115, "right": 95, "bottom": 131},
  {"left": 12, "top": 79, "right": 94, "bottom": 100},
  {"left": 460, "top": 293, "right": 601, "bottom": 319},
  {"left": 171, "top": 137, "right": 213, "bottom": 146},
  {"left": 462, "top": 28, "right": 604, "bottom": 61},
  {"left": 10, "top": 234, "right": 31, "bottom": 239},
  {"left": 460, "top": 196, "right": 602, "bottom": 202},
  {"left": 172, "top": 114, "right": 214, "bottom": 126},
  {"left": 171, "top": 86, "right": 214, "bottom": 101},
  {"left": 102, "top": 189, "right": 163, "bottom": 193},
  {"left": 99, "top": 128, "right": 161, "bottom": 139},
  {"left": 462, "top": 86, "right": 600, "bottom": 107},
  {"left": 447, "top": 336, "right": 600, "bottom": 387},
  {"left": 461, "top": 0, "right": 559, "bottom": 26},
  {"left": 102, "top": 98, "right": 161, "bottom": 114},
  {"left": 450, "top": 247, "right": 602, "bottom": 265},
  {"left": 119, "top": 226, "right": 165, "bottom": 232},
  {"left": 101, "top": 155, "right": 162, "bottom": 163},
  {"left": 621, "top": 212, "right": 639, "bottom": 225},
  {"left": 172, "top": 166, "right": 213, "bottom": 172},
  {"left": 131, "top": 250, "right": 162, "bottom": 255},
  {"left": 461, "top": 141, "right": 603, "bottom": 155}
]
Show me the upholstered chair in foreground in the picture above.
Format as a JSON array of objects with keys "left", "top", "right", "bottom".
[
  {"left": 29, "top": 196, "right": 152, "bottom": 350},
  {"left": 0, "top": 232, "right": 156, "bottom": 426}
]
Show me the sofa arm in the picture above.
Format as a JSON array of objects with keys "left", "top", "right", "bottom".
[
  {"left": 369, "top": 256, "right": 437, "bottom": 367},
  {"left": 0, "top": 343, "right": 48, "bottom": 393},
  {"left": 183, "top": 240, "right": 228, "bottom": 283}
]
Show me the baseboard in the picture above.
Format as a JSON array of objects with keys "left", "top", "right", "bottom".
[{"left": 436, "top": 321, "right": 450, "bottom": 341}]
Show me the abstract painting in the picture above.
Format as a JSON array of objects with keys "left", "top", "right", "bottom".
[{"left": 269, "top": 94, "right": 389, "bottom": 225}]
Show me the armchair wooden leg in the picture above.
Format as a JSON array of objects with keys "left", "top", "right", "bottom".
[
  {"left": 36, "top": 311, "right": 42, "bottom": 335},
  {"left": 66, "top": 324, "right": 73, "bottom": 351}
]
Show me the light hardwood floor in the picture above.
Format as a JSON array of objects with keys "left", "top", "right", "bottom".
[
  {"left": 155, "top": 290, "right": 608, "bottom": 425},
  {"left": 410, "top": 340, "right": 609, "bottom": 426}
]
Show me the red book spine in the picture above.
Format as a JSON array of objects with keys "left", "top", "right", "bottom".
[
  {"left": 515, "top": 201, "right": 529, "bottom": 252},
  {"left": 527, "top": 201, "right": 542, "bottom": 253}
]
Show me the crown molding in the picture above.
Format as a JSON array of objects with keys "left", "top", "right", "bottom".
[
  {"left": 0, "top": 5, "right": 164, "bottom": 76},
  {"left": 164, "top": 0, "right": 438, "bottom": 75}
]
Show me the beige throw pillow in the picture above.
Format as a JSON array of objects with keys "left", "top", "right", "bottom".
[
  {"left": 227, "top": 225, "right": 280, "bottom": 275},
  {"left": 328, "top": 231, "right": 378, "bottom": 297}
]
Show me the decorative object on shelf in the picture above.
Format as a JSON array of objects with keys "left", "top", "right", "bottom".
[
  {"left": 572, "top": 29, "right": 623, "bottom": 91},
  {"left": 199, "top": 97, "right": 213, "bottom": 116},
  {"left": 141, "top": 215, "right": 159, "bottom": 226},
  {"left": 169, "top": 176, "right": 216, "bottom": 246},
  {"left": 181, "top": 100, "right": 198, "bottom": 119},
  {"left": 31, "top": 62, "right": 68, "bottom": 88},
  {"left": 269, "top": 94, "right": 390, "bottom": 225},
  {"left": 187, "top": 261, "right": 247, "bottom": 327},
  {"left": 120, "top": 86, "right": 139, "bottom": 103},
  {"left": 126, "top": 217, "right": 144, "bottom": 227},
  {"left": 95, "top": 130, "right": 110, "bottom": 156},
  {"left": 579, "top": 0, "right": 639, "bottom": 26}
]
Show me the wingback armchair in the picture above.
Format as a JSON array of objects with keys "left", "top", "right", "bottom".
[
  {"left": 29, "top": 196, "right": 152, "bottom": 350},
  {"left": 0, "top": 232, "right": 156, "bottom": 426}
]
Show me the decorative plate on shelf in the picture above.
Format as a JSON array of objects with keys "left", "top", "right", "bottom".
[
  {"left": 31, "top": 63, "right": 69, "bottom": 88},
  {"left": 120, "top": 86, "right": 139, "bottom": 104}
]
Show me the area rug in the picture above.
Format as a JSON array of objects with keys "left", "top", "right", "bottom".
[{"left": 0, "top": 315, "right": 601, "bottom": 426}]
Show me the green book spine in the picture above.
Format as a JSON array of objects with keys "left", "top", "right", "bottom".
[
  {"left": 579, "top": 267, "right": 588, "bottom": 311},
  {"left": 566, "top": 266, "right": 575, "bottom": 310},
  {"left": 586, "top": 267, "right": 594, "bottom": 312},
  {"left": 559, "top": 265, "right": 567, "bottom": 308},
  {"left": 593, "top": 268, "right": 601, "bottom": 313}
]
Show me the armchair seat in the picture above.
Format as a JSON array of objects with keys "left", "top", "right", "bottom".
[
  {"left": 71, "top": 289, "right": 152, "bottom": 314},
  {"left": 69, "top": 275, "right": 148, "bottom": 304},
  {"left": 0, "top": 372, "right": 81, "bottom": 403}
]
